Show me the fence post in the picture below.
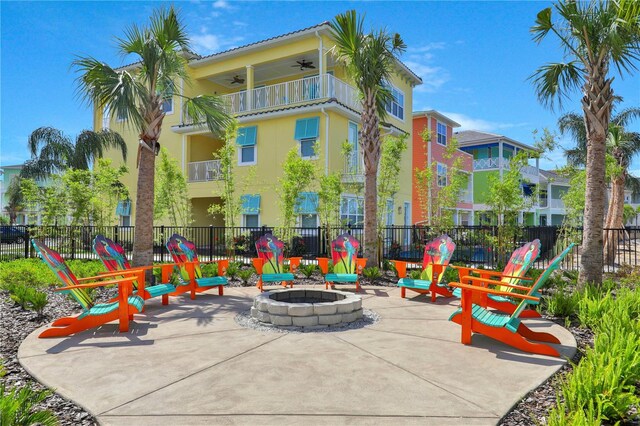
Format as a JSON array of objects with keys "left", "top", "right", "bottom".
[
  {"left": 209, "top": 225, "right": 214, "bottom": 261},
  {"left": 114, "top": 225, "right": 119, "bottom": 244},
  {"left": 71, "top": 231, "right": 76, "bottom": 260},
  {"left": 24, "top": 226, "right": 31, "bottom": 258},
  {"left": 317, "top": 226, "right": 322, "bottom": 258},
  {"left": 261, "top": 225, "right": 267, "bottom": 236},
  {"left": 160, "top": 225, "right": 165, "bottom": 262}
]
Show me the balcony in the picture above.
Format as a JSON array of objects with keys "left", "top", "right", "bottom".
[
  {"left": 185, "top": 75, "right": 360, "bottom": 125},
  {"left": 188, "top": 160, "right": 223, "bottom": 183},
  {"left": 343, "top": 153, "right": 364, "bottom": 183},
  {"left": 539, "top": 198, "right": 564, "bottom": 209},
  {"left": 473, "top": 157, "right": 500, "bottom": 170}
]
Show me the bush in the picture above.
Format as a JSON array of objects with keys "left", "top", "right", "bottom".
[
  {"left": 238, "top": 268, "right": 254, "bottom": 286},
  {"left": 362, "top": 267, "right": 382, "bottom": 282},
  {"left": 8, "top": 284, "right": 31, "bottom": 309},
  {"left": 0, "top": 260, "right": 56, "bottom": 289},
  {"left": 225, "top": 262, "right": 241, "bottom": 280},
  {"left": 441, "top": 266, "right": 459, "bottom": 284},
  {"left": 0, "top": 382, "right": 58, "bottom": 426},
  {"left": 288, "top": 236, "right": 306, "bottom": 257},
  {"left": 299, "top": 264, "right": 316, "bottom": 278},
  {"left": 542, "top": 285, "right": 581, "bottom": 317},
  {"left": 7, "top": 284, "right": 49, "bottom": 316},
  {"left": 200, "top": 263, "right": 219, "bottom": 277},
  {"left": 28, "top": 290, "right": 48, "bottom": 317}
]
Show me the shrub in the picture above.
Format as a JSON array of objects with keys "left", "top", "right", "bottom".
[
  {"left": 8, "top": 284, "right": 31, "bottom": 309},
  {"left": 362, "top": 267, "right": 382, "bottom": 282},
  {"left": 200, "top": 263, "right": 219, "bottom": 277},
  {"left": 441, "top": 266, "right": 459, "bottom": 284},
  {"left": 0, "top": 382, "right": 58, "bottom": 426},
  {"left": 288, "top": 236, "right": 306, "bottom": 257},
  {"left": 28, "top": 290, "right": 48, "bottom": 318},
  {"left": 65, "top": 260, "right": 104, "bottom": 279},
  {"left": 542, "top": 285, "right": 581, "bottom": 317},
  {"left": 299, "top": 264, "right": 316, "bottom": 278},
  {"left": 409, "top": 270, "right": 421, "bottom": 280},
  {"left": 225, "top": 262, "right": 240, "bottom": 280},
  {"left": 238, "top": 268, "right": 254, "bottom": 286}
]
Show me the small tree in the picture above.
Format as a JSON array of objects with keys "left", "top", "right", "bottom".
[
  {"left": 317, "top": 171, "right": 343, "bottom": 249},
  {"left": 20, "top": 177, "right": 67, "bottom": 226},
  {"left": 91, "top": 159, "right": 129, "bottom": 228},
  {"left": 62, "top": 169, "right": 93, "bottom": 225},
  {"left": 277, "top": 147, "right": 316, "bottom": 243},
  {"left": 154, "top": 148, "right": 192, "bottom": 228}
]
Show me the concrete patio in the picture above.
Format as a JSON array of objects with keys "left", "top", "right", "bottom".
[{"left": 19, "top": 285, "right": 576, "bottom": 425}]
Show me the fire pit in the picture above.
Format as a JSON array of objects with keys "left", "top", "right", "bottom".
[{"left": 251, "top": 289, "right": 363, "bottom": 329}]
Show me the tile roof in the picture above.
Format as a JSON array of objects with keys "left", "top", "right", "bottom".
[{"left": 539, "top": 169, "right": 570, "bottom": 185}]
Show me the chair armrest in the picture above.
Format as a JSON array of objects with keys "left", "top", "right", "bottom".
[
  {"left": 460, "top": 276, "right": 531, "bottom": 291},
  {"left": 356, "top": 258, "right": 367, "bottom": 275},
  {"left": 391, "top": 260, "right": 407, "bottom": 278},
  {"left": 317, "top": 258, "right": 329, "bottom": 274},
  {"left": 77, "top": 269, "right": 143, "bottom": 282},
  {"left": 449, "top": 282, "right": 539, "bottom": 301},
  {"left": 288, "top": 257, "right": 302, "bottom": 273},
  {"left": 55, "top": 276, "right": 137, "bottom": 291}
]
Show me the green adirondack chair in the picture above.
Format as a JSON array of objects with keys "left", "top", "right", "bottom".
[
  {"left": 448, "top": 244, "right": 575, "bottom": 357},
  {"left": 451, "top": 239, "right": 541, "bottom": 317},
  {"left": 166, "top": 234, "right": 229, "bottom": 299},
  {"left": 32, "top": 239, "right": 144, "bottom": 338},
  {"left": 93, "top": 234, "right": 176, "bottom": 305},
  {"left": 392, "top": 234, "right": 456, "bottom": 302}
]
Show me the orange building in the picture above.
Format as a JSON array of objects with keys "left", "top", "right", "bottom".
[{"left": 412, "top": 111, "right": 474, "bottom": 225}]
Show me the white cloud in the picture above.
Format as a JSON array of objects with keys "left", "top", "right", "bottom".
[
  {"left": 191, "top": 33, "right": 222, "bottom": 53},
  {"left": 441, "top": 111, "right": 529, "bottom": 133},
  {"left": 406, "top": 42, "right": 446, "bottom": 53},
  {"left": 233, "top": 20, "right": 248, "bottom": 27},
  {"left": 403, "top": 42, "right": 449, "bottom": 93},
  {"left": 213, "top": 0, "right": 232, "bottom": 9}
]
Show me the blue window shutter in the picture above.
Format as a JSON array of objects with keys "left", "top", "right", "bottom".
[
  {"left": 294, "top": 192, "right": 318, "bottom": 214},
  {"left": 294, "top": 117, "right": 320, "bottom": 140},
  {"left": 241, "top": 194, "right": 261, "bottom": 214},
  {"left": 237, "top": 126, "right": 257, "bottom": 146},
  {"left": 116, "top": 200, "right": 131, "bottom": 216}
]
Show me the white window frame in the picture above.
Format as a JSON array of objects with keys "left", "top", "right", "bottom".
[
  {"left": 340, "top": 194, "right": 364, "bottom": 226},
  {"left": 384, "top": 83, "right": 405, "bottom": 121},
  {"left": 299, "top": 137, "right": 318, "bottom": 160},
  {"left": 436, "top": 121, "right": 447, "bottom": 146},
  {"left": 437, "top": 163, "right": 448, "bottom": 187},
  {"left": 243, "top": 213, "right": 260, "bottom": 228},
  {"left": 238, "top": 144, "right": 257, "bottom": 166}
]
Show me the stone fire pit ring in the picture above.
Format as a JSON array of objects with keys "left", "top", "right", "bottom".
[{"left": 251, "top": 289, "right": 363, "bottom": 329}]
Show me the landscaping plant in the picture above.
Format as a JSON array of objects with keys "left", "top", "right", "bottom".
[
  {"left": 237, "top": 268, "right": 254, "bottom": 286},
  {"left": 362, "top": 266, "right": 382, "bottom": 283},
  {"left": 0, "top": 382, "right": 58, "bottom": 426},
  {"left": 299, "top": 264, "right": 317, "bottom": 279},
  {"left": 225, "top": 262, "right": 241, "bottom": 281}
]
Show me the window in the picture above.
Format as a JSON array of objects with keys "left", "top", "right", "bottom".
[
  {"left": 160, "top": 87, "right": 173, "bottom": 114},
  {"left": 237, "top": 126, "right": 257, "bottom": 165},
  {"left": 346, "top": 121, "right": 359, "bottom": 173},
  {"left": 437, "top": 163, "right": 447, "bottom": 187},
  {"left": 300, "top": 138, "right": 317, "bottom": 158},
  {"left": 437, "top": 122, "right": 447, "bottom": 146},
  {"left": 340, "top": 196, "right": 364, "bottom": 226},
  {"left": 300, "top": 214, "right": 317, "bottom": 228},
  {"left": 244, "top": 214, "right": 259, "bottom": 228},
  {"left": 384, "top": 84, "right": 404, "bottom": 120}
]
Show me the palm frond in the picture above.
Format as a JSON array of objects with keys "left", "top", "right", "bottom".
[
  {"left": 613, "top": 107, "right": 640, "bottom": 127},
  {"left": 530, "top": 62, "right": 582, "bottom": 111},
  {"left": 184, "top": 95, "right": 233, "bottom": 138},
  {"left": 73, "top": 129, "right": 128, "bottom": 169}
]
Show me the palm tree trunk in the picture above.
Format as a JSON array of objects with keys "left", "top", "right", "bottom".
[
  {"left": 132, "top": 144, "right": 156, "bottom": 268},
  {"left": 579, "top": 70, "right": 612, "bottom": 286},
  {"left": 603, "top": 175, "right": 625, "bottom": 265},
  {"left": 361, "top": 90, "right": 381, "bottom": 267}
]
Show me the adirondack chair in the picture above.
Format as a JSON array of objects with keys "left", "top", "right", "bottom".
[
  {"left": 93, "top": 234, "right": 176, "bottom": 306},
  {"left": 448, "top": 244, "right": 575, "bottom": 357},
  {"left": 32, "top": 240, "right": 144, "bottom": 338},
  {"left": 252, "top": 234, "right": 301, "bottom": 292},
  {"left": 451, "top": 239, "right": 541, "bottom": 317},
  {"left": 166, "top": 234, "right": 229, "bottom": 299},
  {"left": 392, "top": 235, "right": 456, "bottom": 302},
  {"left": 317, "top": 233, "right": 367, "bottom": 292}
]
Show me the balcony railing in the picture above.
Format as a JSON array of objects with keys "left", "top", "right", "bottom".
[
  {"left": 218, "top": 74, "right": 360, "bottom": 116},
  {"left": 539, "top": 198, "right": 565, "bottom": 209},
  {"left": 473, "top": 157, "right": 500, "bottom": 170},
  {"left": 188, "top": 160, "right": 223, "bottom": 182},
  {"left": 343, "top": 152, "right": 364, "bottom": 181}
]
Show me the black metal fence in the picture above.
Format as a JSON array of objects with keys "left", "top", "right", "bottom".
[{"left": 2, "top": 224, "right": 639, "bottom": 272}]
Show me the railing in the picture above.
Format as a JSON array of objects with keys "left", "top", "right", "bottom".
[
  {"left": 187, "top": 160, "right": 223, "bottom": 182},
  {"left": 473, "top": 157, "right": 500, "bottom": 170},
  {"left": 217, "top": 74, "right": 360, "bottom": 116},
  {"left": 459, "top": 190, "right": 473, "bottom": 204},
  {"left": 520, "top": 164, "right": 539, "bottom": 176},
  {"left": 549, "top": 198, "right": 565, "bottom": 209},
  {"left": 343, "top": 152, "right": 364, "bottom": 179}
]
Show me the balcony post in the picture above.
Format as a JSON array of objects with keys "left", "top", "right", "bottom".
[
  {"left": 318, "top": 34, "right": 326, "bottom": 96},
  {"left": 246, "top": 65, "right": 254, "bottom": 111},
  {"left": 498, "top": 141, "right": 503, "bottom": 177}
]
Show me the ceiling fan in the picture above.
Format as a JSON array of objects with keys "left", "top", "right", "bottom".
[
  {"left": 292, "top": 59, "right": 315, "bottom": 70},
  {"left": 229, "top": 75, "right": 245, "bottom": 84}
]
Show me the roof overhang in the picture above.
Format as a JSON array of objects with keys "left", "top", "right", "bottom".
[{"left": 413, "top": 110, "right": 461, "bottom": 128}]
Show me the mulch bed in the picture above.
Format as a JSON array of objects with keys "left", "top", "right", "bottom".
[{"left": 1, "top": 267, "right": 587, "bottom": 425}]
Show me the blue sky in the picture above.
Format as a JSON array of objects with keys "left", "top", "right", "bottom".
[{"left": 2, "top": 1, "right": 639, "bottom": 171}]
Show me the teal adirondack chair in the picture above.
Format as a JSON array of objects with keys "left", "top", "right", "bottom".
[
  {"left": 32, "top": 239, "right": 144, "bottom": 338},
  {"left": 448, "top": 244, "right": 575, "bottom": 357},
  {"left": 93, "top": 234, "right": 176, "bottom": 305}
]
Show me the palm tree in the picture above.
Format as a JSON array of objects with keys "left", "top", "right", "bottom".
[
  {"left": 73, "top": 7, "right": 232, "bottom": 268},
  {"left": 530, "top": 0, "right": 640, "bottom": 285},
  {"left": 21, "top": 127, "right": 128, "bottom": 179},
  {"left": 330, "top": 10, "right": 406, "bottom": 266},
  {"left": 4, "top": 176, "right": 24, "bottom": 224}
]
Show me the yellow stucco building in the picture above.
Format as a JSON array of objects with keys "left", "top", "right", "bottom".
[{"left": 96, "top": 22, "right": 421, "bottom": 229}]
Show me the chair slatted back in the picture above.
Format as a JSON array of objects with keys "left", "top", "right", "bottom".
[
  {"left": 92, "top": 234, "right": 140, "bottom": 290},
  {"left": 510, "top": 244, "right": 576, "bottom": 320},
  {"left": 331, "top": 233, "right": 360, "bottom": 274},
  {"left": 498, "top": 239, "right": 541, "bottom": 291},
  {"left": 421, "top": 235, "right": 455, "bottom": 282},
  {"left": 166, "top": 234, "right": 203, "bottom": 283},
  {"left": 31, "top": 239, "right": 94, "bottom": 310},
  {"left": 255, "top": 234, "right": 285, "bottom": 274}
]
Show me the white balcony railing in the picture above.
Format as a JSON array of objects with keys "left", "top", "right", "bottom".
[
  {"left": 188, "top": 160, "right": 223, "bottom": 182},
  {"left": 343, "top": 152, "right": 364, "bottom": 178},
  {"left": 473, "top": 157, "right": 500, "bottom": 170},
  {"left": 215, "top": 74, "right": 360, "bottom": 116},
  {"left": 539, "top": 198, "right": 565, "bottom": 209}
]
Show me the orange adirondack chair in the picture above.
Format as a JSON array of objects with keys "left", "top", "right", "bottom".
[
  {"left": 93, "top": 234, "right": 177, "bottom": 306},
  {"left": 166, "top": 234, "right": 229, "bottom": 299},
  {"left": 448, "top": 244, "right": 575, "bottom": 357},
  {"left": 317, "top": 233, "right": 367, "bottom": 292},
  {"left": 32, "top": 239, "right": 144, "bottom": 338},
  {"left": 252, "top": 234, "right": 301, "bottom": 291},
  {"left": 392, "top": 234, "right": 456, "bottom": 302},
  {"left": 451, "top": 239, "right": 541, "bottom": 317}
]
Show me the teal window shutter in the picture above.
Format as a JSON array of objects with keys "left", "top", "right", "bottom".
[
  {"left": 237, "top": 126, "right": 257, "bottom": 146},
  {"left": 115, "top": 200, "right": 131, "bottom": 216},
  {"left": 241, "top": 194, "right": 261, "bottom": 214},
  {"left": 294, "top": 192, "right": 318, "bottom": 214},
  {"left": 294, "top": 117, "right": 320, "bottom": 140}
]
